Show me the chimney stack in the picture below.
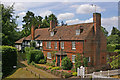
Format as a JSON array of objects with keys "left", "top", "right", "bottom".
[
  {"left": 93, "top": 13, "right": 101, "bottom": 35},
  {"left": 50, "top": 20, "right": 53, "bottom": 31},
  {"left": 31, "top": 25, "right": 35, "bottom": 40}
]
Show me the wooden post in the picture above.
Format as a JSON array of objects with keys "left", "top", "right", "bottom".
[{"left": 108, "top": 70, "right": 110, "bottom": 77}]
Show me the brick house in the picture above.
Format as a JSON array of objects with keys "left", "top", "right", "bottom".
[{"left": 15, "top": 13, "right": 107, "bottom": 67}]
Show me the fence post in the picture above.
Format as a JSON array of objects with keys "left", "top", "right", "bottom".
[
  {"left": 77, "top": 68, "right": 80, "bottom": 76},
  {"left": 83, "top": 67, "right": 85, "bottom": 78},
  {"left": 108, "top": 70, "right": 110, "bottom": 77},
  {"left": 92, "top": 72, "right": 95, "bottom": 80},
  {"left": 100, "top": 70, "right": 102, "bottom": 76}
]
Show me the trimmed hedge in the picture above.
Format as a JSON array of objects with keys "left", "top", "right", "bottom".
[
  {"left": 1, "top": 46, "right": 17, "bottom": 77},
  {"left": 27, "top": 50, "right": 44, "bottom": 64}
]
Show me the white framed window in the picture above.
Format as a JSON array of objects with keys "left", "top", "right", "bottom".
[
  {"left": 54, "top": 42, "right": 57, "bottom": 49},
  {"left": 76, "top": 29, "right": 80, "bottom": 35},
  {"left": 72, "top": 41, "right": 76, "bottom": 49},
  {"left": 61, "top": 42, "right": 64, "bottom": 49},
  {"left": 40, "top": 41, "right": 42, "bottom": 46},
  {"left": 72, "top": 55, "right": 76, "bottom": 63},
  {"left": 47, "top": 41, "right": 51, "bottom": 49},
  {"left": 47, "top": 52, "right": 52, "bottom": 59},
  {"left": 87, "top": 57, "right": 90, "bottom": 62},
  {"left": 50, "top": 31, "right": 54, "bottom": 36}
]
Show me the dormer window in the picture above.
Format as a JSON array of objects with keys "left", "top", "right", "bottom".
[
  {"left": 76, "top": 29, "right": 80, "bottom": 35},
  {"left": 50, "top": 31, "right": 54, "bottom": 36}
]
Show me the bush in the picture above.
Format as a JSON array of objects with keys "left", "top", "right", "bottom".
[
  {"left": 30, "top": 41, "right": 36, "bottom": 47},
  {"left": 52, "top": 67, "right": 61, "bottom": 70},
  {"left": 26, "top": 50, "right": 44, "bottom": 64},
  {"left": 48, "top": 66, "right": 52, "bottom": 70},
  {"left": 72, "top": 72, "right": 77, "bottom": 76},
  {"left": 62, "top": 72, "right": 72, "bottom": 78},
  {"left": 1, "top": 46, "right": 17, "bottom": 77},
  {"left": 61, "top": 57, "right": 73, "bottom": 70},
  {"left": 39, "top": 59, "right": 46, "bottom": 64},
  {"left": 114, "top": 49, "right": 120, "bottom": 53}
]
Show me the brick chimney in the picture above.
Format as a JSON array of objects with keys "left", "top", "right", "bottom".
[
  {"left": 50, "top": 20, "right": 57, "bottom": 31},
  {"left": 93, "top": 13, "right": 101, "bottom": 35},
  {"left": 31, "top": 25, "right": 35, "bottom": 40},
  {"left": 50, "top": 20, "right": 53, "bottom": 31}
]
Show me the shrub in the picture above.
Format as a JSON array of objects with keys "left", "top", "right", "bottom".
[
  {"left": 30, "top": 41, "right": 36, "bottom": 47},
  {"left": 62, "top": 72, "right": 72, "bottom": 78},
  {"left": 1, "top": 46, "right": 17, "bottom": 77},
  {"left": 72, "top": 72, "right": 77, "bottom": 76},
  {"left": 26, "top": 50, "right": 44, "bottom": 64},
  {"left": 61, "top": 57, "right": 73, "bottom": 70},
  {"left": 52, "top": 67, "right": 61, "bottom": 70},
  {"left": 39, "top": 59, "right": 46, "bottom": 64},
  {"left": 48, "top": 66, "right": 52, "bottom": 70}
]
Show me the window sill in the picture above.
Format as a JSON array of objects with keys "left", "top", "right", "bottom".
[
  {"left": 72, "top": 48, "right": 76, "bottom": 51},
  {"left": 47, "top": 57, "right": 52, "bottom": 59}
]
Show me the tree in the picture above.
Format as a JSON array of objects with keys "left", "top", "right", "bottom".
[
  {"left": 107, "top": 35, "right": 120, "bottom": 44},
  {"left": 111, "top": 27, "right": 120, "bottom": 35},
  {"left": 1, "top": 4, "right": 20, "bottom": 46},
  {"left": 101, "top": 26, "right": 108, "bottom": 37},
  {"left": 107, "top": 54, "right": 120, "bottom": 69},
  {"left": 75, "top": 54, "right": 82, "bottom": 71},
  {"left": 22, "top": 11, "right": 35, "bottom": 36}
]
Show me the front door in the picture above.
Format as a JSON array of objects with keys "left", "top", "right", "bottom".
[{"left": 57, "top": 55, "right": 60, "bottom": 66}]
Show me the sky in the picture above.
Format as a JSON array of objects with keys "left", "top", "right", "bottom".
[{"left": 2, "top": 1, "right": 120, "bottom": 35}]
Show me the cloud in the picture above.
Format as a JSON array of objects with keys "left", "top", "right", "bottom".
[
  {"left": 66, "top": 16, "right": 118, "bottom": 34},
  {"left": 57, "top": 13, "right": 74, "bottom": 20},
  {"left": 14, "top": 3, "right": 26, "bottom": 11},
  {"left": 18, "top": 12, "right": 26, "bottom": 16},
  {"left": 39, "top": 10, "right": 52, "bottom": 17},
  {"left": 66, "top": 18, "right": 93, "bottom": 24},
  {"left": 71, "top": 4, "right": 105, "bottom": 14},
  {"left": 17, "top": 25, "right": 23, "bottom": 31}
]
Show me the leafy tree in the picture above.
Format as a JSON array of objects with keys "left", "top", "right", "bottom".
[
  {"left": 107, "top": 54, "right": 120, "bottom": 69},
  {"left": 101, "top": 26, "right": 108, "bottom": 37},
  {"left": 107, "top": 35, "right": 120, "bottom": 44},
  {"left": 22, "top": 11, "right": 35, "bottom": 36},
  {"left": 1, "top": 4, "right": 20, "bottom": 46},
  {"left": 83, "top": 57, "right": 88, "bottom": 67},
  {"left": 111, "top": 27, "right": 120, "bottom": 35}
]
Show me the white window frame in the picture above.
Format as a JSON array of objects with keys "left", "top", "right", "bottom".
[
  {"left": 72, "top": 41, "right": 76, "bottom": 50},
  {"left": 88, "top": 57, "right": 90, "bottom": 62},
  {"left": 54, "top": 42, "right": 57, "bottom": 49},
  {"left": 47, "top": 52, "right": 52, "bottom": 59},
  {"left": 72, "top": 55, "right": 76, "bottom": 63},
  {"left": 76, "top": 29, "right": 80, "bottom": 35},
  {"left": 47, "top": 41, "right": 51, "bottom": 49},
  {"left": 61, "top": 42, "right": 64, "bottom": 49}
]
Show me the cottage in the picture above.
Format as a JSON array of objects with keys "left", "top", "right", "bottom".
[{"left": 15, "top": 13, "right": 107, "bottom": 67}]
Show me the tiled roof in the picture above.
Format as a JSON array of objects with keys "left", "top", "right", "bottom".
[
  {"left": 15, "top": 37, "right": 25, "bottom": 44},
  {"left": 16, "top": 22, "right": 94, "bottom": 43}
]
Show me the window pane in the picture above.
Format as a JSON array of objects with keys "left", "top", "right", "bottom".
[
  {"left": 72, "top": 41, "right": 76, "bottom": 49},
  {"left": 47, "top": 52, "right": 51, "bottom": 59},
  {"left": 55, "top": 42, "right": 57, "bottom": 49},
  {"left": 76, "top": 29, "right": 80, "bottom": 35},
  {"left": 61, "top": 42, "right": 64, "bottom": 49},
  {"left": 72, "top": 55, "right": 76, "bottom": 63}
]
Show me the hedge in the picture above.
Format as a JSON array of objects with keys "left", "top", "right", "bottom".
[
  {"left": 1, "top": 46, "right": 17, "bottom": 77},
  {"left": 27, "top": 50, "right": 44, "bottom": 64}
]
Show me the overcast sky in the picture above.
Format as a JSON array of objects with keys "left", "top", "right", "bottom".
[{"left": 2, "top": 1, "right": 120, "bottom": 35}]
